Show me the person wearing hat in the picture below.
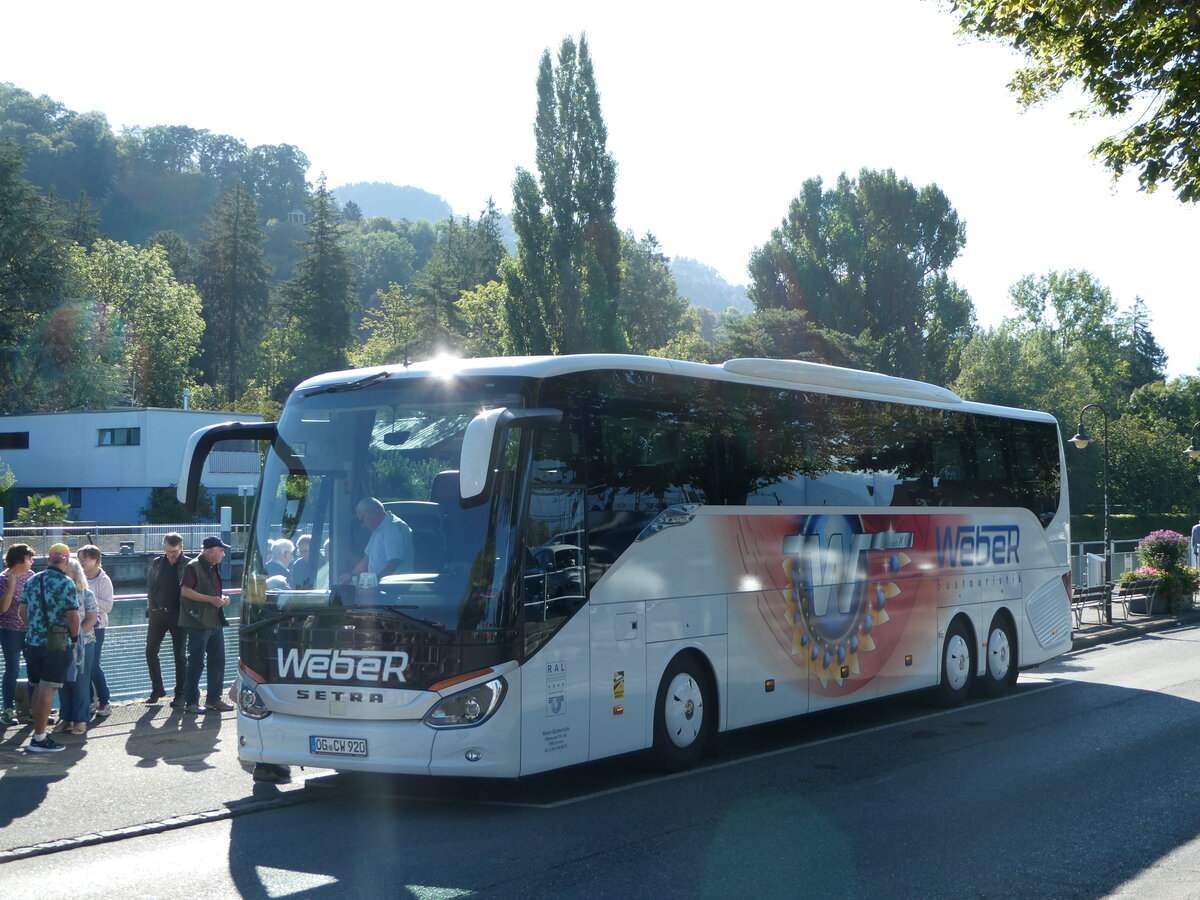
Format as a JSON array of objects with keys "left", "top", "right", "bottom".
[
  {"left": 179, "top": 536, "right": 235, "bottom": 714},
  {"left": 18, "top": 544, "right": 81, "bottom": 752}
]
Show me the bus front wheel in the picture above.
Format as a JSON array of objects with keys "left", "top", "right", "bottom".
[
  {"left": 651, "top": 654, "right": 713, "bottom": 771},
  {"left": 937, "top": 618, "right": 974, "bottom": 707}
]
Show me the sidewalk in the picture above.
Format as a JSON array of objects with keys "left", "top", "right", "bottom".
[
  {"left": 0, "top": 698, "right": 332, "bottom": 862},
  {"left": 1071, "top": 605, "right": 1200, "bottom": 651},
  {"left": 3, "top": 610, "right": 1197, "bottom": 863}
]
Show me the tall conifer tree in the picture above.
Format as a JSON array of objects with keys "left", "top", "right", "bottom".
[
  {"left": 505, "top": 34, "right": 625, "bottom": 354},
  {"left": 198, "top": 183, "right": 271, "bottom": 402},
  {"left": 279, "top": 177, "right": 358, "bottom": 377}
]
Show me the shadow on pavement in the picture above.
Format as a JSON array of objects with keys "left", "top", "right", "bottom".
[{"left": 0, "top": 725, "right": 88, "bottom": 832}]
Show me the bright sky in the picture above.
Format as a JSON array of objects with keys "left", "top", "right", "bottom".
[{"left": 7, "top": 0, "right": 1199, "bottom": 378}]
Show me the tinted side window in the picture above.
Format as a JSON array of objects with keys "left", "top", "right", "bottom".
[{"left": 581, "top": 371, "right": 720, "bottom": 586}]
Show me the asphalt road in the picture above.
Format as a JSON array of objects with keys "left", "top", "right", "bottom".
[{"left": 6, "top": 626, "right": 1200, "bottom": 898}]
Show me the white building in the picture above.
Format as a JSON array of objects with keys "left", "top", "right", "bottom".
[{"left": 0, "top": 408, "right": 265, "bottom": 523}]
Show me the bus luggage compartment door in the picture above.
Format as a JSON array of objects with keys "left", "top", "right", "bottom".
[{"left": 589, "top": 601, "right": 647, "bottom": 760}]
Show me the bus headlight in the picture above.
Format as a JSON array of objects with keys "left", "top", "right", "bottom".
[
  {"left": 239, "top": 679, "right": 271, "bottom": 720},
  {"left": 424, "top": 677, "right": 506, "bottom": 729}
]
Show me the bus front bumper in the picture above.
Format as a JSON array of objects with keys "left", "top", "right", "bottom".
[{"left": 236, "top": 706, "right": 522, "bottom": 778}]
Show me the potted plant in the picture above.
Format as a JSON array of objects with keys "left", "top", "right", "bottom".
[{"left": 1122, "top": 530, "right": 1200, "bottom": 615}]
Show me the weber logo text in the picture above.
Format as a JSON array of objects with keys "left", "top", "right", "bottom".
[
  {"left": 276, "top": 648, "right": 409, "bottom": 683},
  {"left": 935, "top": 524, "right": 1020, "bottom": 569}
]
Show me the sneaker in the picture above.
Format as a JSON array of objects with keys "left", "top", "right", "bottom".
[
  {"left": 185, "top": 703, "right": 205, "bottom": 714},
  {"left": 1, "top": 708, "right": 19, "bottom": 726},
  {"left": 205, "top": 699, "right": 235, "bottom": 712},
  {"left": 146, "top": 690, "right": 166, "bottom": 704},
  {"left": 95, "top": 704, "right": 113, "bottom": 717},
  {"left": 28, "top": 735, "right": 65, "bottom": 753}
]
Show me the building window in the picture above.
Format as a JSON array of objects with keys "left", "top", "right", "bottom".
[
  {"left": 98, "top": 427, "right": 140, "bottom": 446},
  {"left": 0, "top": 432, "right": 29, "bottom": 450}
]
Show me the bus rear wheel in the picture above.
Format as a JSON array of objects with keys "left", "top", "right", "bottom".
[
  {"left": 936, "top": 618, "right": 974, "bottom": 707},
  {"left": 651, "top": 654, "right": 713, "bottom": 771},
  {"left": 980, "top": 614, "right": 1018, "bottom": 698}
]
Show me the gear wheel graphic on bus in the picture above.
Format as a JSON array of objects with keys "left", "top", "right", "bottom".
[{"left": 781, "top": 514, "right": 911, "bottom": 688}]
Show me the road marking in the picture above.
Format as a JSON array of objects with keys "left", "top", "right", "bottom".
[{"left": 531, "top": 680, "right": 1073, "bottom": 809}]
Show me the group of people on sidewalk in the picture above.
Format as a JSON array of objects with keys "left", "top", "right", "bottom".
[
  {"left": 0, "top": 541, "right": 116, "bottom": 752},
  {"left": 0, "top": 533, "right": 236, "bottom": 753}
]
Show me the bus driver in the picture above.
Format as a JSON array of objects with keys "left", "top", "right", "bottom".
[{"left": 346, "top": 497, "right": 413, "bottom": 580}]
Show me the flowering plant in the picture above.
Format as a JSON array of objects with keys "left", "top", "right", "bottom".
[
  {"left": 1122, "top": 531, "right": 1199, "bottom": 614},
  {"left": 1136, "top": 530, "right": 1190, "bottom": 571}
]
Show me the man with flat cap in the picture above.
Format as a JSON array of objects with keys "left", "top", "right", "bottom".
[{"left": 179, "top": 536, "right": 235, "bottom": 714}]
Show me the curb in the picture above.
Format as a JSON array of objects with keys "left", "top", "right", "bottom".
[
  {"left": 1071, "top": 609, "right": 1200, "bottom": 652},
  {"left": 0, "top": 774, "right": 336, "bottom": 864}
]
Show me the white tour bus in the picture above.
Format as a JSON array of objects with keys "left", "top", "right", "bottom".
[{"left": 179, "top": 354, "right": 1072, "bottom": 778}]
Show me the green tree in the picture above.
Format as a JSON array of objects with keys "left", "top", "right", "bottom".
[
  {"left": 343, "top": 226, "right": 417, "bottom": 313},
  {"left": 1004, "top": 269, "right": 1165, "bottom": 410},
  {"left": 278, "top": 177, "right": 358, "bottom": 380},
  {"left": 1127, "top": 376, "right": 1200, "bottom": 431},
  {"left": 0, "top": 456, "right": 14, "bottom": 507},
  {"left": 147, "top": 229, "right": 198, "bottom": 285},
  {"left": 1116, "top": 297, "right": 1168, "bottom": 396},
  {"left": 140, "top": 485, "right": 213, "bottom": 523},
  {"left": 241, "top": 143, "right": 310, "bottom": 220},
  {"left": 408, "top": 206, "right": 509, "bottom": 353},
  {"left": 617, "top": 232, "right": 689, "bottom": 354},
  {"left": 952, "top": 324, "right": 1093, "bottom": 426},
  {"left": 456, "top": 280, "right": 513, "bottom": 357},
  {"left": 353, "top": 285, "right": 421, "bottom": 367},
  {"left": 1106, "top": 414, "right": 1200, "bottom": 516},
  {"left": 747, "top": 168, "right": 974, "bottom": 381},
  {"left": 74, "top": 239, "right": 206, "bottom": 407},
  {"left": 944, "top": 0, "right": 1200, "bottom": 201},
  {"left": 0, "top": 140, "right": 82, "bottom": 413},
  {"left": 505, "top": 34, "right": 625, "bottom": 354},
  {"left": 198, "top": 183, "right": 272, "bottom": 402},
  {"left": 13, "top": 493, "right": 71, "bottom": 525},
  {"left": 0, "top": 85, "right": 119, "bottom": 206}
]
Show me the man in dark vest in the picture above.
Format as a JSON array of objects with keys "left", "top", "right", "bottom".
[
  {"left": 179, "top": 536, "right": 235, "bottom": 714},
  {"left": 145, "top": 532, "right": 189, "bottom": 707}
]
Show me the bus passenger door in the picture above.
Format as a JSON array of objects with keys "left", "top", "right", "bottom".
[
  {"left": 519, "top": 426, "right": 594, "bottom": 774},
  {"left": 589, "top": 600, "right": 647, "bottom": 759}
]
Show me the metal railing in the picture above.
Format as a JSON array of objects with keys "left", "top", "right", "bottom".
[
  {"left": 1070, "top": 540, "right": 1145, "bottom": 588},
  {"left": 0, "top": 523, "right": 249, "bottom": 558},
  {"left": 10, "top": 596, "right": 240, "bottom": 704}
]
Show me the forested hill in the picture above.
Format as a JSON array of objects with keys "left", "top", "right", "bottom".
[
  {"left": 330, "top": 182, "right": 452, "bottom": 222},
  {"left": 670, "top": 257, "right": 751, "bottom": 315},
  {"left": 0, "top": 82, "right": 310, "bottom": 248}
]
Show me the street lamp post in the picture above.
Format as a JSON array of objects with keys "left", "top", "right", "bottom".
[
  {"left": 1186, "top": 423, "right": 1200, "bottom": 570},
  {"left": 1071, "top": 404, "right": 1111, "bottom": 623},
  {"left": 1185, "top": 422, "right": 1200, "bottom": 461}
]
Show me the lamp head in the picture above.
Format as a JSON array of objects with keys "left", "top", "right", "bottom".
[
  {"left": 1071, "top": 431, "right": 1090, "bottom": 449},
  {"left": 1186, "top": 442, "right": 1200, "bottom": 459}
]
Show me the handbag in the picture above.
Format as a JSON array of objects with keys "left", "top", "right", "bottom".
[
  {"left": 46, "top": 624, "right": 71, "bottom": 653},
  {"left": 65, "top": 635, "right": 85, "bottom": 681}
]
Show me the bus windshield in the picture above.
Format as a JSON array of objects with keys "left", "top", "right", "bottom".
[{"left": 240, "top": 374, "right": 531, "bottom": 689}]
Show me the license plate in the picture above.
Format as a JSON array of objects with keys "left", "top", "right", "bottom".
[{"left": 309, "top": 735, "right": 368, "bottom": 758}]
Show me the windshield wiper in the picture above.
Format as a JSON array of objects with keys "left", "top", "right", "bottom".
[
  {"left": 242, "top": 612, "right": 305, "bottom": 633},
  {"left": 304, "top": 370, "right": 389, "bottom": 397}
]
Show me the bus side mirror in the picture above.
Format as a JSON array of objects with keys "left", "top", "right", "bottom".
[
  {"left": 177, "top": 421, "right": 278, "bottom": 511},
  {"left": 459, "top": 407, "right": 563, "bottom": 506}
]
